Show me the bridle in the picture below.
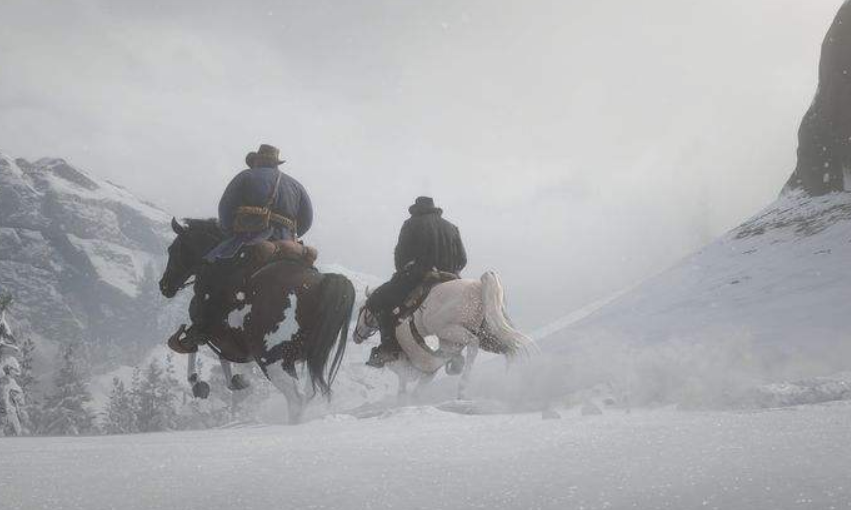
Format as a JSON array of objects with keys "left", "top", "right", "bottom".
[
  {"left": 354, "top": 306, "right": 379, "bottom": 342},
  {"left": 166, "top": 227, "right": 221, "bottom": 293}
]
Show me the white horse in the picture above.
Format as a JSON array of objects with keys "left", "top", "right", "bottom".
[{"left": 353, "top": 271, "right": 536, "bottom": 400}]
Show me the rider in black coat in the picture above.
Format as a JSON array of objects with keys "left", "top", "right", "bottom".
[{"left": 365, "top": 196, "right": 467, "bottom": 368}]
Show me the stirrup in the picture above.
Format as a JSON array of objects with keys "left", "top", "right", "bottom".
[{"left": 167, "top": 325, "right": 197, "bottom": 354}]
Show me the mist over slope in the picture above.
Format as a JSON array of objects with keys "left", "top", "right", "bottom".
[
  {"left": 546, "top": 192, "right": 851, "bottom": 353},
  {"left": 512, "top": 192, "right": 851, "bottom": 408}
]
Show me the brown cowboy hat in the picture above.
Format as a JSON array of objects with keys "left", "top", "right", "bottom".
[{"left": 251, "top": 144, "right": 286, "bottom": 168}]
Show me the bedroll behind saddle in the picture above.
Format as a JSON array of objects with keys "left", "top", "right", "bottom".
[{"left": 249, "top": 239, "right": 318, "bottom": 269}]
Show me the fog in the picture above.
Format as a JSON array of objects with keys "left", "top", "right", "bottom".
[{"left": 0, "top": 0, "right": 841, "bottom": 328}]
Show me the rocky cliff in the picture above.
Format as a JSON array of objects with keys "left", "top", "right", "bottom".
[{"left": 784, "top": 1, "right": 851, "bottom": 195}]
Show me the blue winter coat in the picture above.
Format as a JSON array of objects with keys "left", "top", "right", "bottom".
[{"left": 204, "top": 166, "right": 313, "bottom": 262}]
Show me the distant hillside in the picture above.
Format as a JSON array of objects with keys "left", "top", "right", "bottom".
[
  {"left": 0, "top": 152, "right": 186, "bottom": 362},
  {"left": 536, "top": 192, "right": 851, "bottom": 396}
]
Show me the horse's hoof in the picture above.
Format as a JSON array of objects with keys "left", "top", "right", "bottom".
[
  {"left": 192, "top": 381, "right": 211, "bottom": 399},
  {"left": 445, "top": 355, "right": 464, "bottom": 375},
  {"left": 228, "top": 374, "right": 251, "bottom": 391},
  {"left": 365, "top": 357, "right": 385, "bottom": 369}
]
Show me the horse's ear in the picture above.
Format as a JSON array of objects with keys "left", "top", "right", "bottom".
[
  {"left": 364, "top": 286, "right": 372, "bottom": 298},
  {"left": 171, "top": 217, "right": 186, "bottom": 235}
]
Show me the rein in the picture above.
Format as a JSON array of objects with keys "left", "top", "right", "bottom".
[
  {"left": 170, "top": 227, "right": 222, "bottom": 292},
  {"left": 178, "top": 277, "right": 196, "bottom": 291}
]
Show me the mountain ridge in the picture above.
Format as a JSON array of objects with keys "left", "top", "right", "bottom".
[{"left": 0, "top": 151, "right": 184, "bottom": 362}]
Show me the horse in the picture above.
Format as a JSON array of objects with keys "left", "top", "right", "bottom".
[
  {"left": 353, "top": 271, "right": 536, "bottom": 400},
  {"left": 159, "top": 218, "right": 355, "bottom": 424}
]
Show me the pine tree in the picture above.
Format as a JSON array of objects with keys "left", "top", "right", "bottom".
[
  {"left": 40, "top": 342, "right": 97, "bottom": 436},
  {"left": 17, "top": 337, "right": 40, "bottom": 433},
  {"left": 0, "top": 294, "right": 12, "bottom": 314},
  {"left": 134, "top": 358, "right": 179, "bottom": 433},
  {"left": 17, "top": 338, "right": 37, "bottom": 395},
  {"left": 159, "top": 354, "right": 181, "bottom": 430},
  {"left": 0, "top": 295, "right": 28, "bottom": 436},
  {"left": 103, "top": 377, "right": 137, "bottom": 434}
]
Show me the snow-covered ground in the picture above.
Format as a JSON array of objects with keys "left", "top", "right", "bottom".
[{"left": 2, "top": 402, "right": 851, "bottom": 510}]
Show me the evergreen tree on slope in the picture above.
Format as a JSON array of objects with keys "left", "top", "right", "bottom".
[{"left": 41, "top": 342, "right": 96, "bottom": 436}]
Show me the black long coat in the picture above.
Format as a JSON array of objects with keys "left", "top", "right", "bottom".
[{"left": 394, "top": 204, "right": 467, "bottom": 274}]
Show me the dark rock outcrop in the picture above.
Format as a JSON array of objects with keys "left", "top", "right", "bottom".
[{"left": 784, "top": 1, "right": 851, "bottom": 196}]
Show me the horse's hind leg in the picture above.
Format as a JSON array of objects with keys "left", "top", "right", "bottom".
[
  {"left": 187, "top": 352, "right": 211, "bottom": 399},
  {"left": 220, "top": 357, "right": 250, "bottom": 391},
  {"left": 436, "top": 326, "right": 480, "bottom": 400},
  {"left": 264, "top": 362, "right": 306, "bottom": 425},
  {"left": 390, "top": 360, "right": 413, "bottom": 405},
  {"left": 412, "top": 369, "right": 437, "bottom": 401},
  {"left": 458, "top": 341, "right": 479, "bottom": 401}
]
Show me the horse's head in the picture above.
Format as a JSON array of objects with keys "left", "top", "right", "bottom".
[
  {"left": 159, "top": 218, "right": 221, "bottom": 298},
  {"left": 353, "top": 288, "right": 379, "bottom": 344}
]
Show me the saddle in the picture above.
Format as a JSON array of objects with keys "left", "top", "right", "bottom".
[{"left": 395, "top": 270, "right": 460, "bottom": 322}]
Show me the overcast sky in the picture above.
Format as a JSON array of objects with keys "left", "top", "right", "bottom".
[{"left": 0, "top": 0, "right": 843, "bottom": 328}]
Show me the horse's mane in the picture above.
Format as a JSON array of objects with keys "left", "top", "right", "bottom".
[{"left": 183, "top": 218, "right": 222, "bottom": 235}]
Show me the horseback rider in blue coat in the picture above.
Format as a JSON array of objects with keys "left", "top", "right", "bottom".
[
  {"left": 205, "top": 144, "right": 314, "bottom": 262},
  {"left": 173, "top": 144, "right": 316, "bottom": 352}
]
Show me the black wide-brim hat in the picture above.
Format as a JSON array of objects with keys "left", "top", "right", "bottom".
[
  {"left": 409, "top": 196, "right": 441, "bottom": 215},
  {"left": 249, "top": 143, "right": 286, "bottom": 167}
]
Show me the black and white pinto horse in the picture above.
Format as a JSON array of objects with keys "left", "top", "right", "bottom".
[
  {"left": 160, "top": 218, "right": 355, "bottom": 424},
  {"left": 353, "top": 271, "right": 536, "bottom": 400}
]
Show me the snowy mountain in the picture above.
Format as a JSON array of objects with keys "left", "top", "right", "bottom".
[
  {"left": 526, "top": 191, "right": 851, "bottom": 407},
  {"left": 0, "top": 152, "right": 185, "bottom": 361},
  {"left": 544, "top": 192, "right": 851, "bottom": 350}
]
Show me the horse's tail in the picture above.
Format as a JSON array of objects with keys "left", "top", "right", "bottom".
[
  {"left": 480, "top": 271, "right": 537, "bottom": 359},
  {"left": 303, "top": 273, "right": 356, "bottom": 396}
]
